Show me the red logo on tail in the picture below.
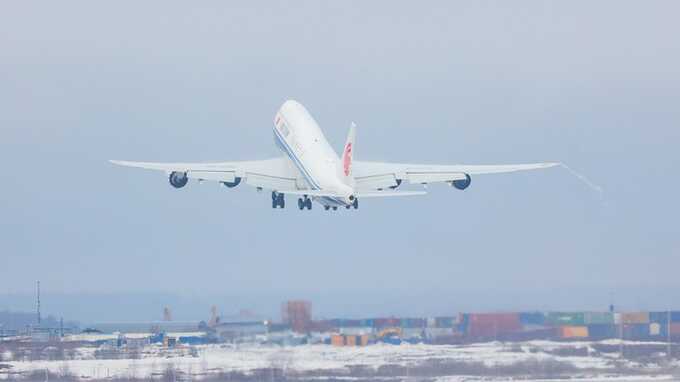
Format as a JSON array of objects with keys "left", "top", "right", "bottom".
[{"left": 343, "top": 143, "right": 352, "bottom": 176}]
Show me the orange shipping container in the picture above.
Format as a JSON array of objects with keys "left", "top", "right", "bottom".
[
  {"left": 345, "top": 335, "right": 357, "bottom": 346},
  {"left": 331, "top": 334, "right": 345, "bottom": 346},
  {"left": 622, "top": 312, "right": 649, "bottom": 324},
  {"left": 357, "top": 334, "right": 369, "bottom": 346},
  {"left": 560, "top": 326, "right": 589, "bottom": 338}
]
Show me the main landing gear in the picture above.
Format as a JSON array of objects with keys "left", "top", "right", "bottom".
[
  {"left": 272, "top": 191, "right": 285, "bottom": 209},
  {"left": 297, "top": 196, "right": 312, "bottom": 210},
  {"left": 327, "top": 198, "right": 359, "bottom": 211},
  {"left": 345, "top": 197, "right": 359, "bottom": 210}
]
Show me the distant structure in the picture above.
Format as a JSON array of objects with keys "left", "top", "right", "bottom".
[
  {"left": 208, "top": 305, "right": 220, "bottom": 327},
  {"left": 281, "top": 300, "right": 312, "bottom": 333},
  {"left": 163, "top": 307, "right": 172, "bottom": 321},
  {"left": 36, "top": 281, "right": 41, "bottom": 325}
]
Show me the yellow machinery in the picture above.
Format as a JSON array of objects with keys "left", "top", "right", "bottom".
[{"left": 376, "top": 327, "right": 401, "bottom": 340}]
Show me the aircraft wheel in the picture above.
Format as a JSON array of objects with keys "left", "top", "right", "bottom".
[
  {"left": 324, "top": 205, "right": 330, "bottom": 211},
  {"left": 346, "top": 205, "right": 351, "bottom": 209},
  {"left": 353, "top": 198, "right": 359, "bottom": 209},
  {"left": 332, "top": 206, "right": 338, "bottom": 211},
  {"left": 297, "top": 198, "right": 304, "bottom": 210},
  {"left": 305, "top": 198, "right": 312, "bottom": 210}
]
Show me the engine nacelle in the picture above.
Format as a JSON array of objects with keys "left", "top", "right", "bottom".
[
  {"left": 452, "top": 174, "right": 471, "bottom": 190},
  {"left": 222, "top": 177, "right": 242, "bottom": 188},
  {"left": 169, "top": 171, "right": 188, "bottom": 188}
]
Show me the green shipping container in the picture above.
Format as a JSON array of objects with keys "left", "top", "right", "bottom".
[
  {"left": 585, "top": 312, "right": 614, "bottom": 325},
  {"left": 547, "top": 312, "right": 585, "bottom": 326}
]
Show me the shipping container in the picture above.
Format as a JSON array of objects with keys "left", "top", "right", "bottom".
[
  {"left": 672, "top": 312, "right": 680, "bottom": 323},
  {"left": 358, "top": 334, "right": 369, "bottom": 346},
  {"left": 401, "top": 318, "right": 425, "bottom": 328},
  {"left": 331, "top": 334, "right": 345, "bottom": 346},
  {"left": 587, "top": 324, "right": 617, "bottom": 340},
  {"left": 457, "top": 322, "right": 468, "bottom": 334},
  {"left": 559, "top": 326, "right": 588, "bottom": 339},
  {"left": 623, "top": 324, "right": 650, "bottom": 340},
  {"left": 584, "top": 312, "right": 614, "bottom": 325},
  {"left": 622, "top": 312, "right": 649, "bottom": 324},
  {"left": 670, "top": 323, "right": 680, "bottom": 335},
  {"left": 374, "top": 318, "right": 400, "bottom": 328},
  {"left": 467, "top": 313, "right": 521, "bottom": 338},
  {"left": 649, "top": 312, "right": 671, "bottom": 324},
  {"left": 519, "top": 312, "right": 545, "bottom": 326},
  {"left": 546, "top": 312, "right": 585, "bottom": 326},
  {"left": 308, "top": 320, "right": 334, "bottom": 333}
]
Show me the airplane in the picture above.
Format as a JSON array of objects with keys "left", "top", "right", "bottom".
[{"left": 111, "top": 100, "right": 559, "bottom": 211}]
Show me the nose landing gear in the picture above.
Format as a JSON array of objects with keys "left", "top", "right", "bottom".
[{"left": 298, "top": 196, "right": 312, "bottom": 210}]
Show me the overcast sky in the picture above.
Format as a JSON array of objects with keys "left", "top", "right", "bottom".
[{"left": 1, "top": 1, "right": 679, "bottom": 322}]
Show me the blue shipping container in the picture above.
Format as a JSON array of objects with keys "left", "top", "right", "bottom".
[
  {"left": 671, "top": 311, "right": 680, "bottom": 323},
  {"left": 588, "top": 324, "right": 617, "bottom": 340},
  {"left": 623, "top": 324, "right": 650, "bottom": 340},
  {"left": 519, "top": 312, "right": 545, "bottom": 325},
  {"left": 649, "top": 312, "right": 670, "bottom": 324}
]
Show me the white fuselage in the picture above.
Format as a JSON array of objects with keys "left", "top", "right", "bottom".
[{"left": 273, "top": 100, "right": 353, "bottom": 207}]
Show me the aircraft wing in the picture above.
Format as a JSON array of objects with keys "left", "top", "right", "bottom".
[
  {"left": 110, "top": 157, "right": 301, "bottom": 191},
  {"left": 352, "top": 160, "right": 559, "bottom": 190}
]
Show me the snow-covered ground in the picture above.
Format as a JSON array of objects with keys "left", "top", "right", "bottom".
[{"left": 0, "top": 341, "right": 677, "bottom": 380}]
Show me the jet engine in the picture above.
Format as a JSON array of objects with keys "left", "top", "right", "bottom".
[
  {"left": 169, "top": 171, "right": 189, "bottom": 188},
  {"left": 222, "top": 177, "right": 242, "bottom": 188},
  {"left": 452, "top": 174, "right": 471, "bottom": 190}
]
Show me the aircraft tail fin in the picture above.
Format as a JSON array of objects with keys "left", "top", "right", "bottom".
[{"left": 340, "top": 122, "right": 356, "bottom": 183}]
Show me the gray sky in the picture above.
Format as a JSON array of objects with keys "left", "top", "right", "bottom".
[{"left": 1, "top": 1, "right": 679, "bottom": 322}]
